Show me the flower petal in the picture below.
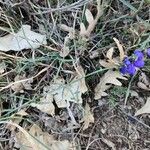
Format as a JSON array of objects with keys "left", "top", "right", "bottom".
[
  {"left": 134, "top": 50, "right": 144, "bottom": 60},
  {"left": 134, "top": 59, "right": 144, "bottom": 68},
  {"left": 120, "top": 65, "right": 127, "bottom": 74},
  {"left": 147, "top": 48, "right": 150, "bottom": 58},
  {"left": 126, "top": 64, "right": 136, "bottom": 75}
]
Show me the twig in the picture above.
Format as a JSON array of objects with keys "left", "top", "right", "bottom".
[
  {"left": 31, "top": 0, "right": 89, "bottom": 15},
  {"left": 0, "top": 65, "right": 52, "bottom": 92}
]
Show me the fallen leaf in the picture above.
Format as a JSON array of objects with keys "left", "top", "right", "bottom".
[
  {"left": 135, "top": 97, "right": 150, "bottom": 116},
  {"left": 137, "top": 73, "right": 150, "bottom": 90},
  {"left": 99, "top": 60, "right": 117, "bottom": 69},
  {"left": 0, "top": 62, "right": 6, "bottom": 74},
  {"left": 52, "top": 75, "right": 87, "bottom": 107},
  {"left": 0, "top": 25, "right": 47, "bottom": 51},
  {"left": 7, "top": 109, "right": 28, "bottom": 131},
  {"left": 15, "top": 109, "right": 28, "bottom": 116},
  {"left": 99, "top": 38, "right": 126, "bottom": 69},
  {"left": 106, "top": 47, "right": 114, "bottom": 61},
  {"left": 85, "top": 9, "right": 94, "bottom": 24},
  {"left": 80, "top": 0, "right": 104, "bottom": 37},
  {"left": 80, "top": 103, "right": 94, "bottom": 130},
  {"left": 113, "top": 38, "right": 125, "bottom": 61},
  {"left": 59, "top": 24, "right": 75, "bottom": 57},
  {"left": 45, "top": 66, "right": 87, "bottom": 108},
  {"left": 94, "top": 70, "right": 127, "bottom": 99},
  {"left": 11, "top": 75, "right": 33, "bottom": 93},
  {"left": 31, "top": 88, "right": 55, "bottom": 116},
  {"left": 139, "top": 72, "right": 150, "bottom": 86},
  {"left": 14, "top": 124, "right": 70, "bottom": 150},
  {"left": 80, "top": 23, "right": 86, "bottom": 36},
  {"left": 75, "top": 65, "right": 88, "bottom": 93},
  {"left": 137, "top": 82, "right": 150, "bottom": 91},
  {"left": 31, "top": 68, "right": 88, "bottom": 115}
]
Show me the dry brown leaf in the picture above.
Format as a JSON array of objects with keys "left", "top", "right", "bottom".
[
  {"left": 59, "top": 24, "right": 75, "bottom": 57},
  {"left": 75, "top": 65, "right": 88, "bottom": 93},
  {"left": 139, "top": 73, "right": 150, "bottom": 86},
  {"left": 32, "top": 68, "right": 88, "bottom": 115},
  {"left": 137, "top": 73, "right": 150, "bottom": 90},
  {"left": 80, "top": 0, "right": 104, "bottom": 37},
  {"left": 135, "top": 97, "right": 150, "bottom": 116},
  {"left": 52, "top": 75, "right": 87, "bottom": 107},
  {"left": 16, "top": 109, "right": 28, "bottom": 116},
  {"left": 99, "top": 38, "right": 125, "bottom": 69},
  {"left": 137, "top": 82, "right": 150, "bottom": 91},
  {"left": 0, "top": 62, "right": 6, "bottom": 74},
  {"left": 31, "top": 91, "right": 55, "bottom": 116},
  {"left": 0, "top": 25, "right": 47, "bottom": 51},
  {"left": 80, "top": 23, "right": 86, "bottom": 36},
  {"left": 85, "top": 9, "right": 94, "bottom": 24},
  {"left": 11, "top": 75, "right": 33, "bottom": 93},
  {"left": 106, "top": 47, "right": 114, "bottom": 61},
  {"left": 14, "top": 124, "right": 70, "bottom": 150},
  {"left": 80, "top": 103, "right": 94, "bottom": 130},
  {"left": 94, "top": 70, "right": 127, "bottom": 99},
  {"left": 7, "top": 110, "right": 28, "bottom": 131},
  {"left": 113, "top": 38, "right": 125, "bottom": 61},
  {"left": 99, "top": 60, "right": 117, "bottom": 69}
]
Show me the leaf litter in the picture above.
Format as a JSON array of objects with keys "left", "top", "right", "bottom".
[
  {"left": 13, "top": 124, "right": 72, "bottom": 150},
  {"left": 31, "top": 65, "right": 88, "bottom": 115},
  {"left": 0, "top": 0, "right": 150, "bottom": 150},
  {"left": 135, "top": 97, "right": 150, "bottom": 116},
  {"left": 0, "top": 25, "right": 47, "bottom": 51},
  {"left": 94, "top": 70, "right": 127, "bottom": 99}
]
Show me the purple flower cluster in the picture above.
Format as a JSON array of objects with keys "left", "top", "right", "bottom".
[
  {"left": 120, "top": 49, "right": 147, "bottom": 75},
  {"left": 147, "top": 48, "right": 150, "bottom": 58}
]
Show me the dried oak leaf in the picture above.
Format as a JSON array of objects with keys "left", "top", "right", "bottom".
[
  {"left": 135, "top": 97, "right": 150, "bottom": 116},
  {"left": 59, "top": 24, "right": 75, "bottom": 57},
  {"left": 80, "top": 103, "right": 94, "bottom": 130},
  {"left": 14, "top": 124, "right": 71, "bottom": 150},
  {"left": 137, "top": 73, "right": 150, "bottom": 90},
  {"left": 0, "top": 25, "right": 47, "bottom": 51},
  {"left": 31, "top": 65, "right": 87, "bottom": 115},
  {"left": 99, "top": 38, "right": 125, "bottom": 69},
  {"left": 30, "top": 89, "right": 55, "bottom": 116},
  {"left": 11, "top": 75, "right": 33, "bottom": 93},
  {"left": 7, "top": 109, "right": 28, "bottom": 131},
  {"left": 80, "top": 0, "right": 104, "bottom": 37},
  {"left": 94, "top": 70, "right": 127, "bottom": 100}
]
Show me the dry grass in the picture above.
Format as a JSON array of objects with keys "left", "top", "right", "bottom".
[{"left": 0, "top": 0, "right": 150, "bottom": 150}]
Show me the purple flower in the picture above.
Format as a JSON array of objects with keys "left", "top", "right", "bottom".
[
  {"left": 120, "top": 49, "right": 145, "bottom": 76},
  {"left": 124, "top": 57, "right": 131, "bottom": 65},
  {"left": 120, "top": 66, "right": 127, "bottom": 74},
  {"left": 147, "top": 48, "right": 150, "bottom": 58},
  {"left": 134, "top": 50, "right": 144, "bottom": 60},
  {"left": 127, "top": 64, "right": 136, "bottom": 75},
  {"left": 133, "top": 50, "right": 144, "bottom": 68},
  {"left": 120, "top": 57, "right": 136, "bottom": 75},
  {"left": 120, "top": 64, "right": 136, "bottom": 75},
  {"left": 134, "top": 59, "right": 144, "bottom": 68}
]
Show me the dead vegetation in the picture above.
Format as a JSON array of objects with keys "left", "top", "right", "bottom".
[{"left": 0, "top": 0, "right": 150, "bottom": 150}]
